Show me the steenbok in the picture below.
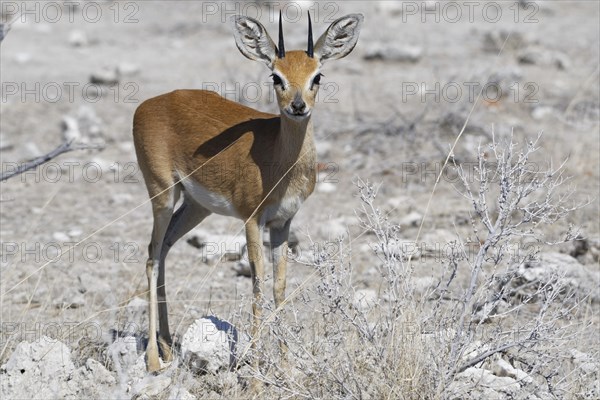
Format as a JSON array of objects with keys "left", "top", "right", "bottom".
[{"left": 133, "top": 11, "right": 364, "bottom": 372}]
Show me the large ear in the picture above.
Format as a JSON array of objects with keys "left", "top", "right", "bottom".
[
  {"left": 231, "top": 16, "right": 277, "bottom": 67},
  {"left": 314, "top": 14, "right": 364, "bottom": 63}
]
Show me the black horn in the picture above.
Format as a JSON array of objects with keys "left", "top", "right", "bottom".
[
  {"left": 278, "top": 10, "right": 285, "bottom": 58},
  {"left": 307, "top": 11, "right": 314, "bottom": 57}
]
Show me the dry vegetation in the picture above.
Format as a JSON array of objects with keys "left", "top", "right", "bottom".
[{"left": 1, "top": 1, "right": 599, "bottom": 399}]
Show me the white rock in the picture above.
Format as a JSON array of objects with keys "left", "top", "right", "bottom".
[
  {"left": 531, "top": 106, "right": 555, "bottom": 120},
  {"left": 180, "top": 317, "right": 240, "bottom": 374},
  {"left": 571, "top": 349, "right": 599, "bottom": 374},
  {"left": 68, "top": 357, "right": 117, "bottom": 397},
  {"left": 449, "top": 367, "right": 521, "bottom": 399},
  {"left": 513, "top": 252, "right": 600, "bottom": 302},
  {"left": 169, "top": 385, "right": 197, "bottom": 400},
  {"left": 364, "top": 44, "right": 422, "bottom": 63},
  {"left": 493, "top": 356, "right": 533, "bottom": 384},
  {"left": 52, "top": 231, "right": 71, "bottom": 242},
  {"left": 68, "top": 227, "right": 83, "bottom": 238},
  {"left": 15, "top": 52, "right": 32, "bottom": 64},
  {"left": 317, "top": 181, "right": 337, "bottom": 193},
  {"left": 108, "top": 335, "right": 140, "bottom": 372},
  {"left": 0, "top": 133, "right": 13, "bottom": 151},
  {"left": 375, "top": 1, "right": 403, "bottom": 15},
  {"left": 85, "top": 358, "right": 115, "bottom": 384},
  {"left": 118, "top": 62, "right": 141, "bottom": 76},
  {"left": 69, "top": 30, "right": 88, "bottom": 47},
  {"left": 133, "top": 375, "right": 172, "bottom": 399},
  {"left": 61, "top": 115, "right": 81, "bottom": 142},
  {"left": 125, "top": 354, "right": 151, "bottom": 388},
  {"left": 0, "top": 337, "right": 76, "bottom": 399}
]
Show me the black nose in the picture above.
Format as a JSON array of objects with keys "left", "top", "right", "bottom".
[{"left": 291, "top": 98, "right": 306, "bottom": 114}]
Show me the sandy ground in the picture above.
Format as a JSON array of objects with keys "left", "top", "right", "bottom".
[{"left": 0, "top": 1, "right": 598, "bottom": 398}]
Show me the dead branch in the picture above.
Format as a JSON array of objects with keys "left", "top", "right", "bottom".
[{"left": 0, "top": 140, "right": 103, "bottom": 182}]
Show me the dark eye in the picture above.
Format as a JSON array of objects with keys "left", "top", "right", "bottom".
[
  {"left": 311, "top": 73, "right": 323, "bottom": 89},
  {"left": 271, "top": 74, "right": 283, "bottom": 86},
  {"left": 313, "top": 73, "right": 322, "bottom": 85}
]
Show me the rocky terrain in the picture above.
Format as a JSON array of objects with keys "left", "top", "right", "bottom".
[{"left": 1, "top": 1, "right": 599, "bottom": 399}]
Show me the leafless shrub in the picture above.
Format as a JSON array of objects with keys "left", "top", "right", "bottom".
[{"left": 235, "top": 132, "right": 596, "bottom": 400}]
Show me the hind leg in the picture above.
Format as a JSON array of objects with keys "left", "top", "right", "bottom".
[
  {"left": 146, "top": 188, "right": 178, "bottom": 372},
  {"left": 157, "top": 197, "right": 211, "bottom": 360}
]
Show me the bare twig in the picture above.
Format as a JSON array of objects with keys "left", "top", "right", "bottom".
[{"left": 0, "top": 140, "right": 103, "bottom": 181}]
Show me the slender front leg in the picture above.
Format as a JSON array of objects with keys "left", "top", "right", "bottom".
[
  {"left": 270, "top": 219, "right": 291, "bottom": 365},
  {"left": 245, "top": 218, "right": 264, "bottom": 382}
]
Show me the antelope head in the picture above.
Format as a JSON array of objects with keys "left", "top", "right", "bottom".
[{"left": 232, "top": 11, "right": 364, "bottom": 121}]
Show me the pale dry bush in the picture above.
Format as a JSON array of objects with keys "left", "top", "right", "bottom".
[{"left": 242, "top": 133, "right": 594, "bottom": 400}]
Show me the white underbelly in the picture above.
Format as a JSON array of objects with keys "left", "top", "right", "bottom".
[
  {"left": 179, "top": 174, "right": 238, "bottom": 217},
  {"left": 261, "top": 193, "right": 305, "bottom": 228}
]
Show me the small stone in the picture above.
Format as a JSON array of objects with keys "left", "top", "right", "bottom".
[
  {"left": 187, "top": 233, "right": 246, "bottom": 263},
  {"left": 375, "top": 1, "right": 403, "bottom": 15},
  {"left": 68, "top": 228, "right": 83, "bottom": 238},
  {"left": 85, "top": 358, "right": 116, "bottom": 385},
  {"left": 364, "top": 43, "right": 422, "bottom": 63},
  {"left": 482, "top": 30, "right": 528, "bottom": 53},
  {"left": 69, "top": 30, "right": 88, "bottom": 47},
  {"left": 512, "top": 252, "right": 599, "bottom": 302},
  {"left": 62, "top": 115, "right": 81, "bottom": 142},
  {"left": 118, "top": 62, "right": 141, "bottom": 76},
  {"left": 133, "top": 375, "right": 172, "bottom": 399},
  {"left": 517, "top": 47, "right": 570, "bottom": 70},
  {"left": 180, "top": 317, "right": 241, "bottom": 374},
  {"left": 54, "top": 288, "right": 86, "bottom": 309},
  {"left": 110, "top": 193, "right": 134, "bottom": 205},
  {"left": 233, "top": 259, "right": 252, "bottom": 277},
  {"left": 107, "top": 335, "right": 139, "bottom": 371},
  {"left": 15, "top": 52, "right": 32, "bottom": 64},
  {"left": 0, "top": 133, "right": 13, "bottom": 151},
  {"left": 493, "top": 357, "right": 533, "bottom": 384},
  {"left": 90, "top": 67, "right": 120, "bottom": 85},
  {"left": 317, "top": 182, "right": 337, "bottom": 193},
  {"left": 168, "top": 385, "right": 197, "bottom": 400},
  {"left": 52, "top": 231, "right": 71, "bottom": 242},
  {"left": 571, "top": 349, "right": 599, "bottom": 374},
  {"left": 531, "top": 106, "right": 555, "bottom": 120}
]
